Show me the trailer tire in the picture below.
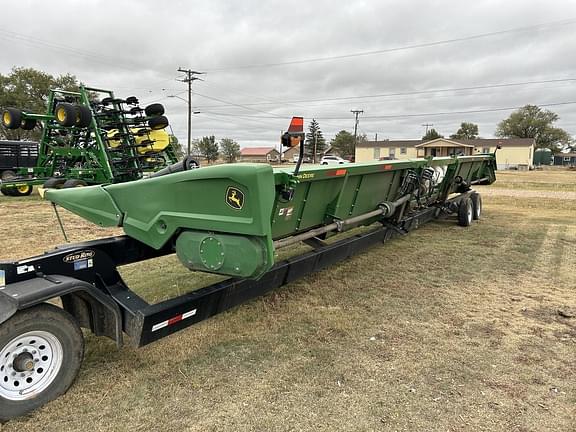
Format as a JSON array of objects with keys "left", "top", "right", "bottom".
[
  {"left": 471, "top": 193, "right": 482, "bottom": 220},
  {"left": 62, "top": 179, "right": 87, "bottom": 188},
  {"left": 125, "top": 96, "right": 139, "bottom": 105},
  {"left": 0, "top": 304, "right": 84, "bottom": 422},
  {"left": 144, "top": 103, "right": 165, "bottom": 117},
  {"left": 43, "top": 178, "right": 67, "bottom": 189},
  {"left": 148, "top": 115, "right": 169, "bottom": 130},
  {"left": 75, "top": 105, "right": 92, "bottom": 128},
  {"left": 2, "top": 109, "right": 23, "bottom": 130},
  {"left": 457, "top": 197, "right": 473, "bottom": 227},
  {"left": 54, "top": 103, "right": 77, "bottom": 127}
]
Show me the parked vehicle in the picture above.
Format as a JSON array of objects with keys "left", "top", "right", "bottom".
[{"left": 320, "top": 155, "right": 350, "bottom": 165}]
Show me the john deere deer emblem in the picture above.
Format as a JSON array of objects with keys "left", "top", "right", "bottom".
[{"left": 226, "top": 187, "right": 244, "bottom": 210}]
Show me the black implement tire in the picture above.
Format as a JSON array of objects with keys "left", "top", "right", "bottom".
[
  {"left": 471, "top": 193, "right": 482, "bottom": 220},
  {"left": 0, "top": 304, "right": 84, "bottom": 422},
  {"left": 43, "top": 178, "right": 67, "bottom": 189},
  {"left": 1, "top": 170, "right": 16, "bottom": 181},
  {"left": 54, "top": 103, "right": 77, "bottom": 127},
  {"left": 457, "top": 197, "right": 473, "bottom": 227},
  {"left": 125, "top": 96, "right": 139, "bottom": 105},
  {"left": 2, "top": 108, "right": 23, "bottom": 129},
  {"left": 100, "top": 97, "right": 113, "bottom": 106},
  {"left": 0, "top": 186, "right": 15, "bottom": 196},
  {"left": 62, "top": 179, "right": 87, "bottom": 188},
  {"left": 144, "top": 103, "right": 165, "bottom": 117},
  {"left": 75, "top": 105, "right": 92, "bottom": 128},
  {"left": 20, "top": 118, "right": 37, "bottom": 131},
  {"left": 11, "top": 184, "right": 33, "bottom": 196},
  {"left": 148, "top": 115, "right": 169, "bottom": 130}
]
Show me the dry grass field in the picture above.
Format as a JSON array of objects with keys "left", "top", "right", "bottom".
[{"left": 0, "top": 169, "right": 575, "bottom": 431}]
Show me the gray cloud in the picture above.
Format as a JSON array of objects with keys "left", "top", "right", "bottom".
[{"left": 1, "top": 0, "right": 575, "bottom": 146}]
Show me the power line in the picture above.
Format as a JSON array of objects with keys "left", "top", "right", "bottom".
[
  {"left": 202, "top": 18, "right": 576, "bottom": 71},
  {"left": 193, "top": 77, "right": 576, "bottom": 109},
  {"left": 198, "top": 101, "right": 576, "bottom": 121}
]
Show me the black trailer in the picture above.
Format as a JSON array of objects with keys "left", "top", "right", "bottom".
[
  {"left": 0, "top": 141, "right": 38, "bottom": 196},
  {"left": 0, "top": 190, "right": 482, "bottom": 420}
]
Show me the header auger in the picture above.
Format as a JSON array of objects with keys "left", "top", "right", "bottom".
[{"left": 0, "top": 85, "right": 179, "bottom": 196}]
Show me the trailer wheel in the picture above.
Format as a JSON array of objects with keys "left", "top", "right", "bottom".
[
  {"left": 2, "top": 109, "right": 23, "bottom": 130},
  {"left": 471, "top": 193, "right": 482, "bottom": 220},
  {"left": 62, "top": 179, "right": 87, "bottom": 188},
  {"left": 43, "top": 178, "right": 67, "bottom": 189},
  {"left": 457, "top": 197, "right": 473, "bottom": 227},
  {"left": 148, "top": 115, "right": 169, "bottom": 130},
  {"left": 11, "top": 185, "right": 33, "bottom": 196},
  {"left": 0, "top": 304, "right": 84, "bottom": 421},
  {"left": 75, "top": 105, "right": 92, "bottom": 128},
  {"left": 144, "top": 103, "right": 165, "bottom": 117},
  {"left": 125, "top": 96, "right": 139, "bottom": 105},
  {"left": 54, "top": 103, "right": 77, "bottom": 127}
]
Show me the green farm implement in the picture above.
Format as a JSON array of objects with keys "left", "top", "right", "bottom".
[
  {"left": 0, "top": 86, "right": 179, "bottom": 196},
  {"left": 0, "top": 117, "right": 496, "bottom": 420}
]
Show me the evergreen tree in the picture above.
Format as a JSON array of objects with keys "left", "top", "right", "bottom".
[
  {"left": 192, "top": 135, "right": 219, "bottom": 163},
  {"left": 305, "top": 119, "right": 326, "bottom": 162}
]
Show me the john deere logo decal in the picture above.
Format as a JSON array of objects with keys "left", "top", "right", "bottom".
[{"left": 226, "top": 187, "right": 244, "bottom": 210}]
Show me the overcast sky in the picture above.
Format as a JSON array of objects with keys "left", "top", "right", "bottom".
[{"left": 2, "top": 0, "right": 576, "bottom": 148}]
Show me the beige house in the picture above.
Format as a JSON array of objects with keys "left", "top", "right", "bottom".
[
  {"left": 356, "top": 138, "right": 535, "bottom": 170},
  {"left": 239, "top": 147, "right": 280, "bottom": 163}
]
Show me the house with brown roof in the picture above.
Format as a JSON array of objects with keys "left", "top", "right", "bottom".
[
  {"left": 356, "top": 137, "right": 535, "bottom": 170},
  {"left": 239, "top": 147, "right": 280, "bottom": 163}
]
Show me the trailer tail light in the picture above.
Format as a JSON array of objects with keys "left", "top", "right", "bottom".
[{"left": 151, "top": 309, "right": 197, "bottom": 332}]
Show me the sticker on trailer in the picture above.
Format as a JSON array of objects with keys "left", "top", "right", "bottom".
[
  {"left": 16, "top": 264, "right": 35, "bottom": 275},
  {"left": 74, "top": 260, "right": 88, "bottom": 271},
  {"left": 0, "top": 270, "right": 5, "bottom": 289},
  {"left": 63, "top": 250, "right": 95, "bottom": 264},
  {"left": 151, "top": 309, "right": 197, "bottom": 332}
]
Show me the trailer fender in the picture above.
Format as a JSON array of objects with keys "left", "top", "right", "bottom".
[
  {"left": 0, "top": 275, "right": 123, "bottom": 347},
  {"left": 0, "top": 291, "right": 18, "bottom": 326}
]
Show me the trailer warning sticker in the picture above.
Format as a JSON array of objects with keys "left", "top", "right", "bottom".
[{"left": 226, "top": 187, "right": 244, "bottom": 210}]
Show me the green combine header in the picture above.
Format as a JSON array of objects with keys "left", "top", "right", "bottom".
[{"left": 0, "top": 116, "right": 496, "bottom": 420}]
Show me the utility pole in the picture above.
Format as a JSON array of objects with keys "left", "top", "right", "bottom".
[
  {"left": 313, "top": 130, "right": 317, "bottom": 164},
  {"left": 351, "top": 109, "right": 363, "bottom": 157},
  {"left": 177, "top": 68, "right": 205, "bottom": 156},
  {"left": 422, "top": 123, "right": 433, "bottom": 135}
]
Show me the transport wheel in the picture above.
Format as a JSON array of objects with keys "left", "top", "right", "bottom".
[
  {"left": 457, "top": 197, "right": 473, "bottom": 227},
  {"left": 1, "top": 170, "right": 16, "bottom": 181},
  {"left": 54, "top": 103, "right": 77, "bottom": 127},
  {"left": 144, "top": 103, "right": 165, "bottom": 117},
  {"left": 62, "top": 179, "right": 87, "bottom": 188},
  {"left": 0, "top": 186, "right": 15, "bottom": 196},
  {"left": 148, "top": 115, "right": 169, "bottom": 130},
  {"left": 471, "top": 193, "right": 482, "bottom": 220},
  {"left": 20, "top": 119, "right": 37, "bottom": 131},
  {"left": 75, "top": 105, "right": 92, "bottom": 128},
  {"left": 125, "top": 96, "right": 139, "bottom": 105},
  {"left": 0, "top": 304, "right": 84, "bottom": 422},
  {"left": 10, "top": 185, "right": 33, "bottom": 196},
  {"left": 42, "top": 178, "right": 67, "bottom": 189},
  {"left": 2, "top": 108, "right": 23, "bottom": 130}
]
